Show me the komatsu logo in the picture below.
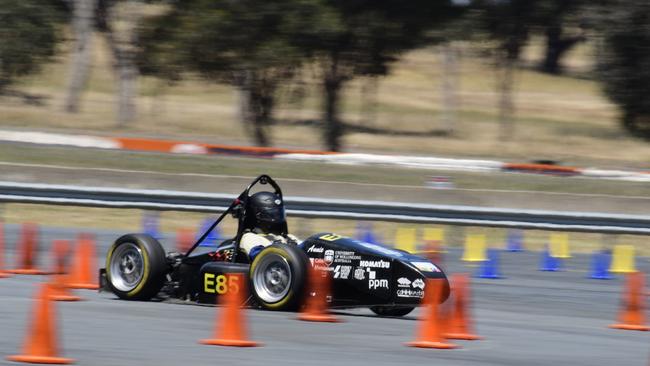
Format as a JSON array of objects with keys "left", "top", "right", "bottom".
[{"left": 359, "top": 260, "right": 390, "bottom": 269}]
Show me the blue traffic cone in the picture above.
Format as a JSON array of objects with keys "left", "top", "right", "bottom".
[
  {"left": 142, "top": 211, "right": 161, "bottom": 239},
  {"left": 197, "top": 217, "right": 221, "bottom": 247},
  {"left": 476, "top": 249, "right": 503, "bottom": 279},
  {"left": 356, "top": 222, "right": 378, "bottom": 244},
  {"left": 506, "top": 230, "right": 524, "bottom": 252},
  {"left": 539, "top": 246, "right": 560, "bottom": 272},
  {"left": 589, "top": 250, "right": 614, "bottom": 279}
]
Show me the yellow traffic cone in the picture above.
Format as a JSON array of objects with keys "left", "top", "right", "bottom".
[
  {"left": 395, "top": 227, "right": 417, "bottom": 253},
  {"left": 610, "top": 245, "right": 636, "bottom": 274},
  {"left": 461, "top": 234, "right": 487, "bottom": 262},
  {"left": 423, "top": 228, "right": 445, "bottom": 251},
  {"left": 549, "top": 233, "right": 571, "bottom": 259}
]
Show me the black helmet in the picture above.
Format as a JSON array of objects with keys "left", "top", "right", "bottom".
[{"left": 245, "top": 191, "right": 286, "bottom": 234}]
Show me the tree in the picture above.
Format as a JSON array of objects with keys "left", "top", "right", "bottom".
[
  {"left": 0, "top": 0, "right": 61, "bottom": 94},
  {"left": 598, "top": 0, "right": 650, "bottom": 139},
  {"left": 293, "top": 0, "right": 458, "bottom": 151},
  {"left": 138, "top": 0, "right": 310, "bottom": 146}
]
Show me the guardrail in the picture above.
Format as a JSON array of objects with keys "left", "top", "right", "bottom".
[{"left": 0, "top": 181, "right": 648, "bottom": 235}]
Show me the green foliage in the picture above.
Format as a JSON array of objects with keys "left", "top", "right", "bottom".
[
  {"left": 0, "top": 0, "right": 62, "bottom": 91},
  {"left": 138, "top": 0, "right": 308, "bottom": 82},
  {"left": 296, "top": 0, "right": 459, "bottom": 150},
  {"left": 300, "top": 0, "right": 458, "bottom": 77},
  {"left": 472, "top": 0, "right": 537, "bottom": 61},
  {"left": 598, "top": 0, "right": 650, "bottom": 138}
]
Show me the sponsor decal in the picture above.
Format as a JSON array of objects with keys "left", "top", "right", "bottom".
[
  {"left": 359, "top": 242, "right": 404, "bottom": 257},
  {"left": 324, "top": 250, "right": 334, "bottom": 265},
  {"left": 307, "top": 245, "right": 324, "bottom": 253},
  {"left": 354, "top": 268, "right": 366, "bottom": 280},
  {"left": 310, "top": 258, "right": 333, "bottom": 271},
  {"left": 369, "top": 278, "right": 389, "bottom": 290},
  {"left": 366, "top": 268, "right": 389, "bottom": 289},
  {"left": 397, "top": 288, "right": 424, "bottom": 298},
  {"left": 412, "top": 278, "right": 425, "bottom": 290},
  {"left": 333, "top": 265, "right": 351, "bottom": 279},
  {"left": 359, "top": 259, "right": 390, "bottom": 269},
  {"left": 397, "top": 277, "right": 412, "bottom": 288},
  {"left": 333, "top": 250, "right": 361, "bottom": 263},
  {"left": 411, "top": 261, "right": 441, "bottom": 273}
]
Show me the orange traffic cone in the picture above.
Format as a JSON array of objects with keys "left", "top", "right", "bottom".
[
  {"left": 199, "top": 273, "right": 260, "bottom": 347},
  {"left": 6, "top": 283, "right": 75, "bottom": 364},
  {"left": 444, "top": 274, "right": 482, "bottom": 340},
  {"left": 424, "top": 240, "right": 444, "bottom": 264},
  {"left": 406, "top": 278, "right": 458, "bottom": 349},
  {"left": 68, "top": 233, "right": 99, "bottom": 290},
  {"left": 298, "top": 262, "right": 340, "bottom": 322},
  {"left": 609, "top": 272, "right": 650, "bottom": 331},
  {"left": 8, "top": 223, "right": 47, "bottom": 275},
  {"left": 176, "top": 228, "right": 194, "bottom": 253},
  {"left": 49, "top": 240, "right": 81, "bottom": 302},
  {"left": 0, "top": 222, "right": 12, "bottom": 278}
]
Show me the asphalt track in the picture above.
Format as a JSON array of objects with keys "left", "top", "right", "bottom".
[
  {"left": 1, "top": 225, "right": 649, "bottom": 365},
  {"left": 2, "top": 161, "right": 650, "bottom": 214}
]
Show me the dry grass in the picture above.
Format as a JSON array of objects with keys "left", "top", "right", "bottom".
[{"left": 1, "top": 36, "right": 649, "bottom": 166}]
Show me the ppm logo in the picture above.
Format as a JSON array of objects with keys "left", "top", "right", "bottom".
[{"left": 369, "top": 279, "right": 389, "bottom": 290}]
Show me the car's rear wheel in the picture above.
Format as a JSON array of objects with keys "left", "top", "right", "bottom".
[
  {"left": 370, "top": 306, "right": 415, "bottom": 317},
  {"left": 249, "top": 243, "right": 309, "bottom": 311},
  {"left": 105, "top": 234, "right": 168, "bottom": 300}
]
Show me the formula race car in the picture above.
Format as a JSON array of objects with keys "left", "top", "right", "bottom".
[{"left": 99, "top": 175, "right": 449, "bottom": 317}]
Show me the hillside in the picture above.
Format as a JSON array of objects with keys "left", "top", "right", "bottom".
[{"left": 1, "top": 36, "right": 648, "bottom": 168}]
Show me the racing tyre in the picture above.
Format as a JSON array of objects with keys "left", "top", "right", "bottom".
[
  {"left": 249, "top": 243, "right": 309, "bottom": 311},
  {"left": 370, "top": 306, "right": 415, "bottom": 317},
  {"left": 105, "top": 234, "right": 168, "bottom": 300}
]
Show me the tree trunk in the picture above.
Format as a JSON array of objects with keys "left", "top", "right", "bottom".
[
  {"left": 497, "top": 56, "right": 516, "bottom": 142},
  {"left": 250, "top": 87, "right": 273, "bottom": 147},
  {"left": 0, "top": 66, "right": 8, "bottom": 95},
  {"left": 237, "top": 71, "right": 272, "bottom": 147},
  {"left": 359, "top": 76, "right": 378, "bottom": 126},
  {"left": 440, "top": 42, "right": 460, "bottom": 135},
  {"left": 322, "top": 58, "right": 344, "bottom": 152},
  {"left": 99, "top": 0, "right": 140, "bottom": 126},
  {"left": 540, "top": 25, "right": 585, "bottom": 75},
  {"left": 115, "top": 58, "right": 137, "bottom": 125},
  {"left": 63, "top": 0, "right": 97, "bottom": 113},
  {"left": 541, "top": 25, "right": 563, "bottom": 74}
]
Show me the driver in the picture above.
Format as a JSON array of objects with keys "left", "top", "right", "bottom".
[{"left": 240, "top": 191, "right": 299, "bottom": 260}]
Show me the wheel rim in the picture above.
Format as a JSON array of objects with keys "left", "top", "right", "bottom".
[
  {"left": 253, "top": 253, "right": 292, "bottom": 303},
  {"left": 110, "top": 242, "right": 145, "bottom": 292}
]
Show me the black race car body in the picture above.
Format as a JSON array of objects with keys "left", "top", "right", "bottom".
[
  {"left": 177, "top": 232, "right": 448, "bottom": 307},
  {"left": 298, "top": 233, "right": 448, "bottom": 307},
  {"left": 100, "top": 175, "right": 449, "bottom": 315}
]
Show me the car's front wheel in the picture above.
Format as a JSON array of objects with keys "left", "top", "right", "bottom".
[
  {"left": 105, "top": 234, "right": 168, "bottom": 301},
  {"left": 249, "top": 243, "right": 309, "bottom": 311}
]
